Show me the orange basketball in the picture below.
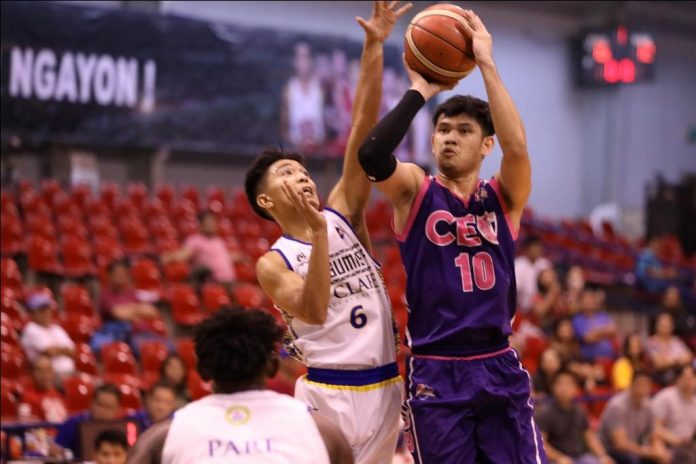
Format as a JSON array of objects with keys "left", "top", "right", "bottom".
[{"left": 404, "top": 4, "right": 476, "bottom": 85}]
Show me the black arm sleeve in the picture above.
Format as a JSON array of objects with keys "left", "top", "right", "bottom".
[{"left": 358, "top": 89, "right": 426, "bottom": 182}]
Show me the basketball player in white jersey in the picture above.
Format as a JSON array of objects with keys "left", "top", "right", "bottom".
[
  {"left": 127, "top": 306, "right": 352, "bottom": 464},
  {"left": 244, "top": 3, "right": 412, "bottom": 463}
]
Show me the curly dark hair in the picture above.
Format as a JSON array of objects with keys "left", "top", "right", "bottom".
[
  {"left": 244, "top": 148, "right": 305, "bottom": 221},
  {"left": 432, "top": 95, "right": 495, "bottom": 137},
  {"left": 194, "top": 306, "right": 283, "bottom": 391}
]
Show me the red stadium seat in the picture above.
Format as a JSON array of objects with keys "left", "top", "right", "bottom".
[
  {"left": 88, "top": 215, "right": 119, "bottom": 239},
  {"left": 26, "top": 213, "right": 57, "bottom": 240},
  {"left": 1, "top": 216, "right": 25, "bottom": 255},
  {"left": 100, "top": 182, "right": 120, "bottom": 212},
  {"left": 1, "top": 381, "right": 19, "bottom": 420},
  {"left": 126, "top": 182, "right": 148, "bottom": 211},
  {"left": 176, "top": 339, "right": 197, "bottom": 370},
  {"left": 155, "top": 237, "right": 180, "bottom": 255},
  {"left": 1, "top": 344, "right": 27, "bottom": 380},
  {"left": 140, "top": 340, "right": 170, "bottom": 373},
  {"left": 131, "top": 258, "right": 162, "bottom": 294},
  {"left": 156, "top": 185, "right": 175, "bottom": 211},
  {"left": 232, "top": 283, "right": 265, "bottom": 309},
  {"left": 70, "top": 183, "right": 92, "bottom": 209},
  {"left": 171, "top": 199, "right": 197, "bottom": 223},
  {"left": 40, "top": 179, "right": 62, "bottom": 205},
  {"left": 1, "top": 289, "right": 27, "bottom": 332},
  {"left": 233, "top": 260, "right": 257, "bottom": 284},
  {"left": 52, "top": 191, "right": 82, "bottom": 219},
  {"left": 114, "top": 197, "right": 139, "bottom": 219},
  {"left": 27, "top": 236, "right": 62, "bottom": 274},
  {"left": 60, "top": 313, "right": 99, "bottom": 344},
  {"left": 61, "top": 237, "right": 96, "bottom": 277},
  {"left": 93, "top": 237, "right": 124, "bottom": 268},
  {"left": 1, "top": 259, "right": 24, "bottom": 295},
  {"left": 104, "top": 373, "right": 142, "bottom": 390},
  {"left": 21, "top": 191, "right": 51, "bottom": 217},
  {"left": 56, "top": 215, "right": 89, "bottom": 240},
  {"left": 61, "top": 284, "right": 94, "bottom": 316},
  {"left": 118, "top": 383, "right": 142, "bottom": 415},
  {"left": 181, "top": 186, "right": 200, "bottom": 211},
  {"left": 201, "top": 283, "right": 231, "bottom": 313},
  {"left": 63, "top": 374, "right": 95, "bottom": 414},
  {"left": 176, "top": 218, "right": 199, "bottom": 239},
  {"left": 170, "top": 284, "right": 204, "bottom": 326},
  {"left": 120, "top": 217, "right": 152, "bottom": 256},
  {"left": 163, "top": 261, "right": 189, "bottom": 283},
  {"left": 1, "top": 315, "right": 20, "bottom": 346},
  {"left": 84, "top": 197, "right": 111, "bottom": 217},
  {"left": 74, "top": 343, "right": 98, "bottom": 376},
  {"left": 101, "top": 342, "right": 137, "bottom": 375}
]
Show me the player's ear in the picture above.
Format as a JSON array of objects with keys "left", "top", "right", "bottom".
[
  {"left": 256, "top": 193, "right": 274, "bottom": 215},
  {"left": 481, "top": 135, "right": 495, "bottom": 157},
  {"left": 266, "top": 353, "right": 280, "bottom": 378}
]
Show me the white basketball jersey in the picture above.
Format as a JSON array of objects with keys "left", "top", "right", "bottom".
[
  {"left": 161, "top": 390, "right": 329, "bottom": 464},
  {"left": 270, "top": 208, "right": 398, "bottom": 369}
]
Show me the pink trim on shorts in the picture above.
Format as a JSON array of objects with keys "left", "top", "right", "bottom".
[
  {"left": 394, "top": 176, "right": 431, "bottom": 243},
  {"left": 488, "top": 177, "right": 519, "bottom": 241},
  {"left": 413, "top": 346, "right": 511, "bottom": 362}
]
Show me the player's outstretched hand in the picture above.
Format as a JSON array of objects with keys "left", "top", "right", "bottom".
[
  {"left": 357, "top": 0, "right": 413, "bottom": 43},
  {"left": 281, "top": 181, "right": 326, "bottom": 233},
  {"left": 456, "top": 10, "right": 494, "bottom": 67},
  {"left": 402, "top": 53, "right": 457, "bottom": 101}
]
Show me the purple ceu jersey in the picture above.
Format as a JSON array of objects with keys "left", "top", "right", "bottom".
[{"left": 396, "top": 175, "right": 518, "bottom": 356}]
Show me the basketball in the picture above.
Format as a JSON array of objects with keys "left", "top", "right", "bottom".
[{"left": 404, "top": 4, "right": 477, "bottom": 85}]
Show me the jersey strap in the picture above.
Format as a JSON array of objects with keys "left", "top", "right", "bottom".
[{"left": 304, "top": 362, "right": 401, "bottom": 390}]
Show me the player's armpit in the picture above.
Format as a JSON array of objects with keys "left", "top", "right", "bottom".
[
  {"left": 375, "top": 161, "right": 425, "bottom": 234},
  {"left": 127, "top": 419, "right": 171, "bottom": 464},
  {"left": 256, "top": 251, "right": 328, "bottom": 325}
]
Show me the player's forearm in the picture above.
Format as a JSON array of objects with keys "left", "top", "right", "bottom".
[
  {"left": 478, "top": 61, "right": 527, "bottom": 157},
  {"left": 358, "top": 90, "right": 424, "bottom": 181},
  {"left": 300, "top": 227, "right": 331, "bottom": 325}
]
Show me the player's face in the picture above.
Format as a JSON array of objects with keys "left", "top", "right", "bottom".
[
  {"left": 431, "top": 114, "right": 493, "bottom": 178},
  {"left": 94, "top": 443, "right": 127, "bottom": 464},
  {"left": 260, "top": 160, "right": 320, "bottom": 216}
]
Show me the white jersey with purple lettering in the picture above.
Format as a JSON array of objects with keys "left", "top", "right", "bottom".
[
  {"left": 269, "top": 207, "right": 398, "bottom": 369},
  {"left": 161, "top": 390, "right": 329, "bottom": 464}
]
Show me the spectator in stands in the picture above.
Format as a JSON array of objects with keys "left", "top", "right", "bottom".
[
  {"left": 94, "top": 260, "right": 163, "bottom": 356},
  {"left": 531, "top": 268, "right": 566, "bottom": 334},
  {"left": 535, "top": 370, "right": 614, "bottom": 464},
  {"left": 612, "top": 334, "right": 651, "bottom": 391},
  {"left": 20, "top": 293, "right": 76, "bottom": 378},
  {"left": 599, "top": 370, "right": 671, "bottom": 464},
  {"left": 515, "top": 235, "right": 552, "bottom": 313},
  {"left": 573, "top": 287, "right": 617, "bottom": 362},
  {"left": 636, "top": 237, "right": 678, "bottom": 296},
  {"left": 551, "top": 318, "right": 605, "bottom": 393},
  {"left": 93, "top": 429, "right": 129, "bottom": 464},
  {"left": 652, "top": 286, "right": 696, "bottom": 351},
  {"left": 651, "top": 364, "right": 696, "bottom": 463},
  {"left": 159, "top": 355, "right": 190, "bottom": 404},
  {"left": 22, "top": 354, "right": 68, "bottom": 423},
  {"left": 533, "top": 347, "right": 563, "bottom": 401},
  {"left": 647, "top": 312, "right": 693, "bottom": 387},
  {"left": 55, "top": 383, "right": 121, "bottom": 460},
  {"left": 126, "top": 382, "right": 178, "bottom": 432},
  {"left": 162, "top": 211, "right": 237, "bottom": 289},
  {"left": 564, "top": 265, "right": 586, "bottom": 315}
]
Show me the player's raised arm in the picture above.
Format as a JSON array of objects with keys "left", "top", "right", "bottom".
[
  {"left": 127, "top": 419, "right": 171, "bottom": 464},
  {"left": 328, "top": 1, "right": 412, "bottom": 233},
  {"left": 358, "top": 56, "right": 455, "bottom": 226},
  {"left": 458, "top": 10, "right": 531, "bottom": 231},
  {"left": 256, "top": 181, "right": 330, "bottom": 325}
]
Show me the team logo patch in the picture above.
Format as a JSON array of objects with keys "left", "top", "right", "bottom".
[
  {"left": 225, "top": 405, "right": 250, "bottom": 425},
  {"left": 415, "top": 384, "right": 437, "bottom": 399},
  {"left": 335, "top": 226, "right": 346, "bottom": 239}
]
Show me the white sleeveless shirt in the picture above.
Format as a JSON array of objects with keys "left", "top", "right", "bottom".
[
  {"left": 270, "top": 208, "right": 398, "bottom": 369},
  {"left": 161, "top": 390, "right": 329, "bottom": 464}
]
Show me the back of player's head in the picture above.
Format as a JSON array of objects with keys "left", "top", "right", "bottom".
[
  {"left": 244, "top": 148, "right": 306, "bottom": 221},
  {"left": 194, "top": 306, "right": 283, "bottom": 392},
  {"left": 432, "top": 95, "right": 495, "bottom": 137}
]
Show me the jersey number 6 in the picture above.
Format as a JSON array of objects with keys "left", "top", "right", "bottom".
[{"left": 350, "top": 305, "right": 368, "bottom": 329}]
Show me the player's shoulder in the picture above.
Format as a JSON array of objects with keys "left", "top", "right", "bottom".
[{"left": 256, "top": 250, "right": 290, "bottom": 277}]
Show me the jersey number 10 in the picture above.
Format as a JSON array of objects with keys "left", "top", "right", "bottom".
[{"left": 454, "top": 252, "right": 495, "bottom": 292}]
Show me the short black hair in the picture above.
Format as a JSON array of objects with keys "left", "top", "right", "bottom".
[
  {"left": 551, "top": 369, "right": 579, "bottom": 386},
  {"left": 94, "top": 429, "right": 128, "bottom": 451},
  {"left": 244, "top": 148, "right": 306, "bottom": 221},
  {"left": 198, "top": 210, "right": 217, "bottom": 224},
  {"left": 631, "top": 369, "right": 653, "bottom": 384},
  {"left": 94, "top": 383, "right": 121, "bottom": 402},
  {"left": 194, "top": 306, "right": 283, "bottom": 391},
  {"left": 107, "top": 259, "right": 130, "bottom": 275},
  {"left": 147, "top": 380, "right": 177, "bottom": 398},
  {"left": 432, "top": 95, "right": 495, "bottom": 137}
]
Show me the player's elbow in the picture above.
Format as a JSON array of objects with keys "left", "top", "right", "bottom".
[{"left": 502, "top": 142, "right": 529, "bottom": 160}]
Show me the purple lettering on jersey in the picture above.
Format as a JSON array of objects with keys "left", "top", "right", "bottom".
[{"left": 396, "top": 176, "right": 518, "bottom": 356}]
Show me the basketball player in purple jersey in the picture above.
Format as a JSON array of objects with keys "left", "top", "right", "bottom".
[{"left": 358, "top": 10, "right": 547, "bottom": 464}]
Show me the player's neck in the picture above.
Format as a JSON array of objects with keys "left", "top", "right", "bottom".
[
  {"left": 436, "top": 170, "right": 481, "bottom": 199},
  {"left": 276, "top": 215, "right": 316, "bottom": 244}
]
